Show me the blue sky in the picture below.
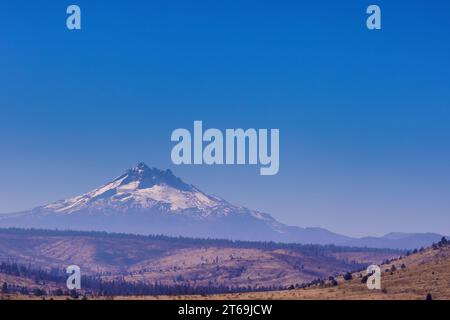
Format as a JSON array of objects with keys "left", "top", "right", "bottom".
[{"left": 1, "top": 1, "right": 449, "bottom": 237}]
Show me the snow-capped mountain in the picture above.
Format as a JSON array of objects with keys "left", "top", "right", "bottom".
[
  {"left": 37, "top": 163, "right": 282, "bottom": 227},
  {"left": 42, "top": 163, "right": 225, "bottom": 215},
  {"left": 0, "top": 163, "right": 446, "bottom": 249},
  {"left": 0, "top": 163, "right": 310, "bottom": 242}
]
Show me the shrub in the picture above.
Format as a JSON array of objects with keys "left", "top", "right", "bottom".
[
  {"left": 33, "top": 288, "right": 46, "bottom": 296},
  {"left": 54, "top": 288, "right": 64, "bottom": 296},
  {"left": 361, "top": 275, "right": 368, "bottom": 284},
  {"left": 343, "top": 272, "right": 353, "bottom": 281},
  {"left": 1, "top": 282, "right": 8, "bottom": 294}
]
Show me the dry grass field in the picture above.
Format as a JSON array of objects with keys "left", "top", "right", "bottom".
[
  {"left": 0, "top": 229, "right": 398, "bottom": 289},
  {"left": 1, "top": 229, "right": 448, "bottom": 301},
  {"left": 4, "top": 243, "right": 448, "bottom": 300},
  {"left": 108, "top": 244, "right": 450, "bottom": 300}
]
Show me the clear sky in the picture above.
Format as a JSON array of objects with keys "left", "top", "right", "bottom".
[{"left": 1, "top": 1, "right": 449, "bottom": 237}]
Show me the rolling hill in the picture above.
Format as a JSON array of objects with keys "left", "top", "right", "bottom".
[
  {"left": 158, "top": 238, "right": 450, "bottom": 300},
  {"left": 0, "top": 228, "right": 399, "bottom": 293},
  {"left": 2, "top": 232, "right": 448, "bottom": 300}
]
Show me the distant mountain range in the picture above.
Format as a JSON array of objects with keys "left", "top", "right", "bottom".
[{"left": 0, "top": 163, "right": 446, "bottom": 250}]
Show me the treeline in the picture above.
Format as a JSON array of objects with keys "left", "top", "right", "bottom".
[
  {"left": 80, "top": 278, "right": 282, "bottom": 296},
  {"left": 0, "top": 261, "right": 282, "bottom": 297},
  {"left": 0, "top": 227, "right": 403, "bottom": 256},
  {"left": 0, "top": 262, "right": 65, "bottom": 283}
]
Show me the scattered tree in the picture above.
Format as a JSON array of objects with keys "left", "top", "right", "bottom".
[
  {"left": 1, "top": 282, "right": 8, "bottom": 294},
  {"left": 54, "top": 288, "right": 64, "bottom": 296},
  {"left": 343, "top": 272, "right": 353, "bottom": 281},
  {"left": 33, "top": 288, "right": 46, "bottom": 297},
  {"left": 361, "top": 275, "right": 368, "bottom": 284}
]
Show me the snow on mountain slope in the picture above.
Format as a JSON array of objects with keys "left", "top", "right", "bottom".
[
  {"left": 5, "top": 163, "right": 285, "bottom": 229},
  {"left": 0, "top": 163, "right": 323, "bottom": 242},
  {"left": 42, "top": 163, "right": 224, "bottom": 215}
]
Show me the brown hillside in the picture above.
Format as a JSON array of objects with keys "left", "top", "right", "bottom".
[
  {"left": 0, "top": 229, "right": 398, "bottom": 289},
  {"left": 142, "top": 243, "right": 450, "bottom": 300}
]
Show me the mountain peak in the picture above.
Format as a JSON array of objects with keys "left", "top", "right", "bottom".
[
  {"left": 122, "top": 163, "right": 192, "bottom": 191},
  {"left": 135, "top": 162, "right": 150, "bottom": 170},
  {"left": 40, "top": 163, "right": 219, "bottom": 214}
]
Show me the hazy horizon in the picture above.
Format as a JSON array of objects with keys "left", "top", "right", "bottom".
[{"left": 0, "top": 161, "right": 448, "bottom": 239}]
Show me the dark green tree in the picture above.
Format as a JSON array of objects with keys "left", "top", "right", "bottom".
[
  {"left": 343, "top": 272, "right": 353, "bottom": 281},
  {"left": 1, "top": 282, "right": 8, "bottom": 294}
]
